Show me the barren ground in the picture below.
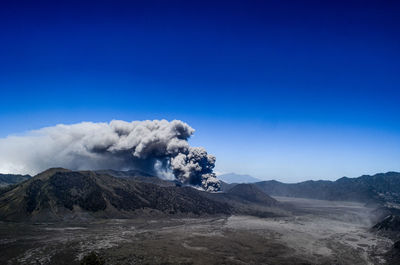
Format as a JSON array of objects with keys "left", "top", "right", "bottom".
[{"left": 0, "top": 197, "right": 392, "bottom": 264}]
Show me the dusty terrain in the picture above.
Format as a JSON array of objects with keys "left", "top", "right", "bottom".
[{"left": 0, "top": 197, "right": 392, "bottom": 265}]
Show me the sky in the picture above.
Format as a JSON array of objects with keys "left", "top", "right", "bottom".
[{"left": 0, "top": 0, "right": 399, "bottom": 182}]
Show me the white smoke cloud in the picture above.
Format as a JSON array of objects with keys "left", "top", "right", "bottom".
[{"left": 0, "top": 120, "right": 221, "bottom": 191}]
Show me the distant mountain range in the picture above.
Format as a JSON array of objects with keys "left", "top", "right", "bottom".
[
  {"left": 0, "top": 173, "right": 30, "bottom": 187},
  {"left": 218, "top": 173, "right": 260, "bottom": 184},
  {"left": 221, "top": 171, "right": 400, "bottom": 206}
]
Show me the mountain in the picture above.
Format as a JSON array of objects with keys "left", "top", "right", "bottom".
[
  {"left": 0, "top": 173, "right": 31, "bottom": 187},
  {"left": 219, "top": 181, "right": 238, "bottom": 192},
  {"left": 202, "top": 183, "right": 285, "bottom": 218},
  {"left": 95, "top": 169, "right": 175, "bottom": 187},
  {"left": 254, "top": 172, "right": 400, "bottom": 205},
  {"left": 0, "top": 168, "right": 232, "bottom": 222},
  {"left": 227, "top": 184, "right": 278, "bottom": 206},
  {"left": 218, "top": 173, "right": 260, "bottom": 184},
  {"left": 373, "top": 215, "right": 400, "bottom": 265}
]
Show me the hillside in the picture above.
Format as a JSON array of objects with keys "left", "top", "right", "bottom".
[
  {"left": 203, "top": 183, "right": 285, "bottom": 218},
  {"left": 0, "top": 168, "right": 231, "bottom": 221},
  {"left": 95, "top": 169, "right": 175, "bottom": 187},
  {"left": 227, "top": 183, "right": 278, "bottom": 206},
  {"left": 373, "top": 215, "right": 400, "bottom": 234},
  {"left": 0, "top": 173, "right": 31, "bottom": 187},
  {"left": 372, "top": 215, "right": 400, "bottom": 264}
]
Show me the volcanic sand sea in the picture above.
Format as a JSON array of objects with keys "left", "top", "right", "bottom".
[{"left": 0, "top": 197, "right": 392, "bottom": 264}]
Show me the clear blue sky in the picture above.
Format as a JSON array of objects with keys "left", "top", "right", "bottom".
[{"left": 1, "top": 0, "right": 399, "bottom": 182}]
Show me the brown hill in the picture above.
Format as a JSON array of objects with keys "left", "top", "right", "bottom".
[{"left": 0, "top": 168, "right": 231, "bottom": 222}]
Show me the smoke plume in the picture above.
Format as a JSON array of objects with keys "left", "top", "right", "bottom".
[{"left": 0, "top": 120, "right": 221, "bottom": 191}]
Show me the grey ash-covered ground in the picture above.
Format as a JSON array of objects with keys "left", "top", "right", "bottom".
[{"left": 0, "top": 197, "right": 393, "bottom": 265}]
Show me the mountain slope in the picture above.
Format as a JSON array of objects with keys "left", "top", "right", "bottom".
[
  {"left": 202, "top": 183, "right": 285, "bottom": 218},
  {"left": 0, "top": 168, "right": 231, "bottom": 221},
  {"left": 95, "top": 169, "right": 174, "bottom": 187},
  {"left": 227, "top": 184, "right": 278, "bottom": 206},
  {"left": 219, "top": 181, "right": 237, "bottom": 192},
  {"left": 373, "top": 215, "right": 400, "bottom": 234},
  {"left": 0, "top": 173, "right": 31, "bottom": 187}
]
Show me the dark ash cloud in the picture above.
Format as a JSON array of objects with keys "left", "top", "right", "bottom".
[{"left": 0, "top": 120, "right": 220, "bottom": 191}]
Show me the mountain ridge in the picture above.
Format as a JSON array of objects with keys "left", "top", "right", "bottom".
[
  {"left": 252, "top": 171, "right": 400, "bottom": 205},
  {"left": 0, "top": 173, "right": 31, "bottom": 187},
  {"left": 0, "top": 168, "right": 232, "bottom": 222}
]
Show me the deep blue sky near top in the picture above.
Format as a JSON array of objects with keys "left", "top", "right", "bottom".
[{"left": 1, "top": 0, "right": 399, "bottom": 182}]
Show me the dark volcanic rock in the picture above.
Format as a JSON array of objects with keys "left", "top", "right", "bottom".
[
  {"left": 372, "top": 213, "right": 400, "bottom": 263},
  {"left": 373, "top": 215, "right": 400, "bottom": 233},
  {"left": 371, "top": 207, "right": 400, "bottom": 224},
  {"left": 385, "top": 240, "right": 400, "bottom": 265}
]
